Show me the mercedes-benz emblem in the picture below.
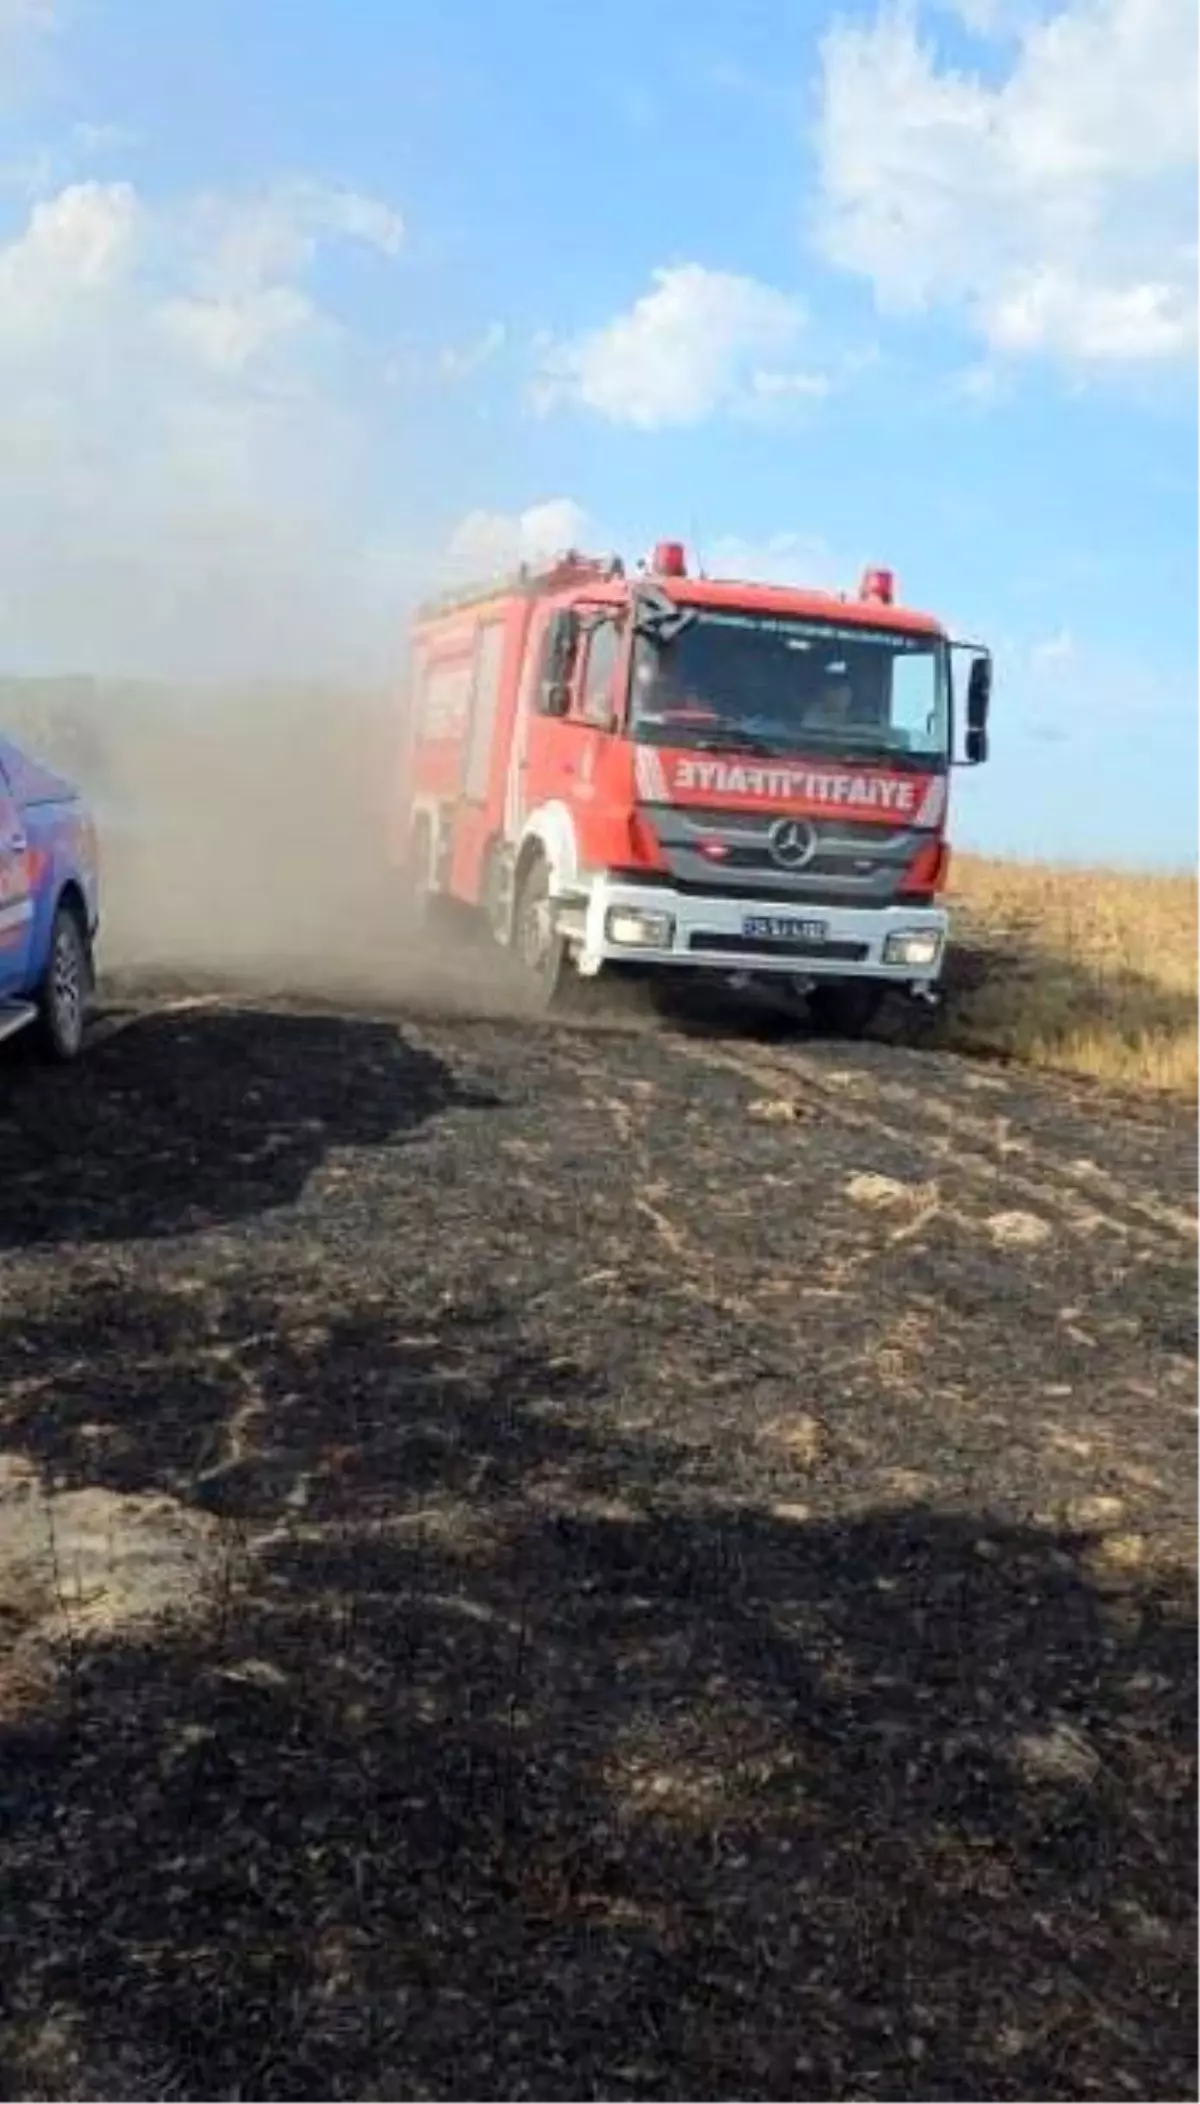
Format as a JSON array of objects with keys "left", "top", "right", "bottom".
[{"left": 768, "top": 817, "right": 817, "bottom": 871}]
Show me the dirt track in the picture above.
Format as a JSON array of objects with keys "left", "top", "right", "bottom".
[{"left": 0, "top": 984, "right": 1195, "bottom": 2102}]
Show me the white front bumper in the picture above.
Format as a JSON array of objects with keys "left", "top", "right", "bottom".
[{"left": 573, "top": 877, "right": 948, "bottom": 985}]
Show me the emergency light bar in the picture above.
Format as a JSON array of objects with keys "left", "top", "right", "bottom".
[
  {"left": 417, "top": 537, "right": 906, "bottom": 624},
  {"left": 652, "top": 541, "right": 688, "bottom": 578},
  {"left": 859, "top": 566, "right": 896, "bottom": 605}
]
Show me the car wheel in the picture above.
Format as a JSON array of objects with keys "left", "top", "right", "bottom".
[{"left": 36, "top": 903, "right": 90, "bottom": 1061}]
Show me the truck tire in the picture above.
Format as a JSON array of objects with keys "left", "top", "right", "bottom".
[
  {"left": 406, "top": 819, "right": 436, "bottom": 933},
  {"left": 405, "top": 818, "right": 468, "bottom": 946},
  {"left": 807, "top": 979, "right": 885, "bottom": 1039},
  {"left": 513, "top": 855, "right": 570, "bottom": 1011},
  {"left": 36, "top": 901, "right": 90, "bottom": 1061}
]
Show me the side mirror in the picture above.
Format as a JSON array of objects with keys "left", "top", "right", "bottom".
[
  {"left": 965, "top": 724, "right": 989, "bottom": 766},
  {"left": 966, "top": 654, "right": 992, "bottom": 733},
  {"left": 538, "top": 610, "right": 579, "bottom": 717}
]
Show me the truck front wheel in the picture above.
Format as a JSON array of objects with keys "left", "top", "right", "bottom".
[
  {"left": 806, "top": 979, "right": 885, "bottom": 1039},
  {"left": 36, "top": 902, "right": 90, "bottom": 1061},
  {"left": 513, "top": 855, "right": 569, "bottom": 1010}
]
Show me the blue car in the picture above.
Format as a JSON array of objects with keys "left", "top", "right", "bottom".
[{"left": 0, "top": 734, "right": 100, "bottom": 1060}]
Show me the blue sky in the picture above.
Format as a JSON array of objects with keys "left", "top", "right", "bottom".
[{"left": 0, "top": 0, "right": 1195, "bottom": 863}]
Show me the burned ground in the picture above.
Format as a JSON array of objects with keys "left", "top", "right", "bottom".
[{"left": 0, "top": 993, "right": 1195, "bottom": 2101}]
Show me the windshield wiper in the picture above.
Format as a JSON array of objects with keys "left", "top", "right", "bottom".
[
  {"left": 794, "top": 733, "right": 935, "bottom": 771},
  {"left": 646, "top": 718, "right": 939, "bottom": 768},
  {"left": 836, "top": 740, "right": 935, "bottom": 771},
  {"left": 657, "top": 728, "right": 789, "bottom": 756}
]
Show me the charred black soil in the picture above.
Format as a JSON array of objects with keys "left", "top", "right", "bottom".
[{"left": 0, "top": 989, "right": 1195, "bottom": 2101}]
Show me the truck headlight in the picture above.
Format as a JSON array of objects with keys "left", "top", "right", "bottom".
[
  {"left": 883, "top": 928, "right": 942, "bottom": 969},
  {"left": 605, "top": 907, "right": 676, "bottom": 949}
]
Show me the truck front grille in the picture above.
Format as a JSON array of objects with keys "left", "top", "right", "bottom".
[
  {"left": 687, "top": 932, "right": 870, "bottom": 962},
  {"left": 639, "top": 801, "right": 935, "bottom": 908}
]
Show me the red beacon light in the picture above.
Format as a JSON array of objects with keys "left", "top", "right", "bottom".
[
  {"left": 859, "top": 565, "right": 895, "bottom": 605},
  {"left": 653, "top": 540, "right": 688, "bottom": 578}
]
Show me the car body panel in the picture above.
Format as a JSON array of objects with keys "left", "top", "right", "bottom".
[{"left": 0, "top": 733, "right": 99, "bottom": 1013}]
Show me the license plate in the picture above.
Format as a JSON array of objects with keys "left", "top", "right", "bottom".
[{"left": 742, "top": 915, "right": 828, "bottom": 943}]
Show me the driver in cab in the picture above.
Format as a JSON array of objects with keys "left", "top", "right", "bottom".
[
  {"left": 803, "top": 673, "right": 855, "bottom": 733},
  {"left": 803, "top": 668, "right": 887, "bottom": 738}
]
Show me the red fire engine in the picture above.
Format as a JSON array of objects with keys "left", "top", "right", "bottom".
[{"left": 398, "top": 539, "right": 992, "bottom": 1030}]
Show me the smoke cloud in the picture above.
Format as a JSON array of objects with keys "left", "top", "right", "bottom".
[{"left": 0, "top": 162, "right": 592, "bottom": 1001}]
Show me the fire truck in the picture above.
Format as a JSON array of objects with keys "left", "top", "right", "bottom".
[{"left": 398, "top": 540, "right": 992, "bottom": 1031}]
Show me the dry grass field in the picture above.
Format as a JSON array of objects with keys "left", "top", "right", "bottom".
[{"left": 943, "top": 854, "right": 1198, "bottom": 1096}]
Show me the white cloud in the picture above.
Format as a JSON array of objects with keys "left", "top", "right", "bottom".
[
  {"left": 816, "top": 0, "right": 1198, "bottom": 366},
  {"left": 0, "top": 175, "right": 401, "bottom": 398},
  {"left": 988, "top": 271, "right": 1192, "bottom": 363},
  {"left": 535, "top": 263, "right": 817, "bottom": 426},
  {"left": 441, "top": 499, "right": 593, "bottom": 583},
  {"left": 157, "top": 284, "right": 319, "bottom": 372},
  {"left": 0, "top": 179, "right": 139, "bottom": 338},
  {"left": 0, "top": 172, "right": 404, "bottom": 374},
  {"left": 188, "top": 178, "right": 403, "bottom": 298},
  {"left": 154, "top": 181, "right": 403, "bottom": 381},
  {"left": 697, "top": 530, "right": 843, "bottom": 589},
  {"left": 435, "top": 510, "right": 853, "bottom": 600},
  {"left": 0, "top": 171, "right": 412, "bottom": 680}
]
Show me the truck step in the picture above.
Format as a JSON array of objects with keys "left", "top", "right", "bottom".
[{"left": 0, "top": 1000, "right": 37, "bottom": 1047}]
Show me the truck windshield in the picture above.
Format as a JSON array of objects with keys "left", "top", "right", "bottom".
[{"left": 630, "top": 610, "right": 949, "bottom": 767}]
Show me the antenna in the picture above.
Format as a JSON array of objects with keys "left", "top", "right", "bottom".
[{"left": 690, "top": 509, "right": 708, "bottom": 580}]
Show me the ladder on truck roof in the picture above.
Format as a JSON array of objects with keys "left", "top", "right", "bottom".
[{"left": 414, "top": 549, "right": 624, "bottom": 625}]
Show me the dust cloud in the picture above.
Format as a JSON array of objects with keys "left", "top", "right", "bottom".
[
  {"left": 94, "top": 680, "right": 405, "bottom": 987},
  {"left": 0, "top": 670, "right": 513, "bottom": 1012},
  {"left": 0, "top": 673, "right": 760, "bottom": 1031},
  {"left": 0, "top": 505, "right": 598, "bottom": 1016}
]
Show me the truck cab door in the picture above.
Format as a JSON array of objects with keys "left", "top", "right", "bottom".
[
  {"left": 0, "top": 755, "right": 34, "bottom": 996},
  {"left": 556, "top": 618, "right": 632, "bottom": 858},
  {"left": 518, "top": 607, "right": 624, "bottom": 827}
]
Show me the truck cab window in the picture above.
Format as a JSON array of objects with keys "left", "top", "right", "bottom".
[{"left": 578, "top": 620, "right": 621, "bottom": 727}]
